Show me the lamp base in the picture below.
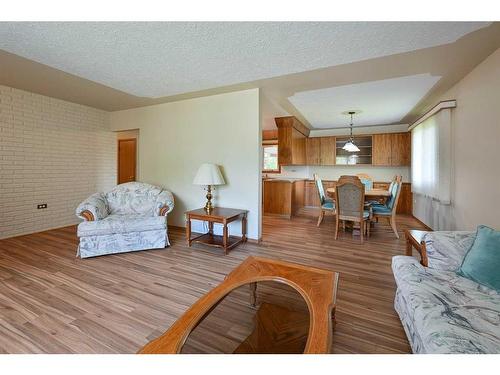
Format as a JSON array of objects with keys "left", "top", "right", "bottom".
[{"left": 204, "top": 185, "right": 213, "bottom": 213}]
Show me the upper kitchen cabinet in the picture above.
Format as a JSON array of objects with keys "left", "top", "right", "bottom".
[
  {"left": 372, "top": 132, "right": 411, "bottom": 166},
  {"left": 275, "top": 116, "right": 309, "bottom": 165},
  {"left": 305, "top": 136, "right": 336, "bottom": 165}
]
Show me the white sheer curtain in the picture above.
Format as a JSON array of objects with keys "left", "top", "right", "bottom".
[
  {"left": 411, "top": 109, "right": 451, "bottom": 204},
  {"left": 412, "top": 108, "right": 452, "bottom": 230}
]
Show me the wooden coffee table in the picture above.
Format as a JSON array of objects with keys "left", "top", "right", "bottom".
[
  {"left": 185, "top": 207, "right": 248, "bottom": 254},
  {"left": 138, "top": 256, "right": 340, "bottom": 354}
]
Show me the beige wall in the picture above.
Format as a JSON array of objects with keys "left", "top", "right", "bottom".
[
  {"left": 0, "top": 85, "right": 116, "bottom": 239},
  {"left": 109, "top": 89, "right": 261, "bottom": 239},
  {"left": 413, "top": 48, "right": 500, "bottom": 230}
]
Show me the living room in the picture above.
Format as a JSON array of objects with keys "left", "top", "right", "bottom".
[{"left": 0, "top": 1, "right": 500, "bottom": 373}]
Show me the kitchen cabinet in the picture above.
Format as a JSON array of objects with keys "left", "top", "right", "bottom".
[
  {"left": 306, "top": 137, "right": 336, "bottom": 165},
  {"left": 372, "top": 133, "right": 411, "bottom": 167},
  {"left": 263, "top": 179, "right": 306, "bottom": 218},
  {"left": 275, "top": 116, "right": 309, "bottom": 166}
]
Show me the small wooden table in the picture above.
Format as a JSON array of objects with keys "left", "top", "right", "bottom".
[
  {"left": 138, "top": 256, "right": 340, "bottom": 354},
  {"left": 185, "top": 207, "right": 248, "bottom": 254},
  {"left": 405, "top": 229, "right": 431, "bottom": 266}
]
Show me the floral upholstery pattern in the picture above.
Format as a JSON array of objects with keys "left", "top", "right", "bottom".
[
  {"left": 78, "top": 214, "right": 166, "bottom": 237},
  {"left": 393, "top": 256, "right": 500, "bottom": 353},
  {"left": 423, "top": 231, "right": 476, "bottom": 271},
  {"left": 75, "top": 182, "right": 174, "bottom": 258},
  {"left": 76, "top": 192, "right": 109, "bottom": 220}
]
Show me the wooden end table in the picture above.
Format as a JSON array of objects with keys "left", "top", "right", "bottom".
[
  {"left": 185, "top": 207, "right": 248, "bottom": 254},
  {"left": 404, "top": 229, "right": 431, "bottom": 267}
]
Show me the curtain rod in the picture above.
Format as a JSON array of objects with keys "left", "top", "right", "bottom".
[{"left": 408, "top": 100, "right": 456, "bottom": 131}]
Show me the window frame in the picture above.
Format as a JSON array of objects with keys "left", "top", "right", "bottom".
[{"left": 262, "top": 141, "right": 281, "bottom": 174}]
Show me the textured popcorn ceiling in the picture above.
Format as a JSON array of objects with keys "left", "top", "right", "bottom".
[
  {"left": 289, "top": 74, "right": 442, "bottom": 128},
  {"left": 0, "top": 22, "right": 489, "bottom": 98}
]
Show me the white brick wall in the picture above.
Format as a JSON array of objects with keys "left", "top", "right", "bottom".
[{"left": 0, "top": 85, "right": 116, "bottom": 239}]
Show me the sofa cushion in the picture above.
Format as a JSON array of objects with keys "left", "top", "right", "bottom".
[
  {"left": 423, "top": 231, "right": 476, "bottom": 271},
  {"left": 392, "top": 256, "right": 500, "bottom": 353},
  {"left": 458, "top": 226, "right": 500, "bottom": 292},
  {"left": 105, "top": 182, "right": 163, "bottom": 215},
  {"left": 78, "top": 214, "right": 166, "bottom": 237}
]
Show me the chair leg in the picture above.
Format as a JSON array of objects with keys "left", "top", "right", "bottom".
[
  {"left": 334, "top": 215, "right": 339, "bottom": 240},
  {"left": 390, "top": 216, "right": 399, "bottom": 239},
  {"left": 367, "top": 220, "right": 371, "bottom": 237},
  {"left": 360, "top": 221, "right": 364, "bottom": 244},
  {"left": 317, "top": 209, "right": 324, "bottom": 227}
]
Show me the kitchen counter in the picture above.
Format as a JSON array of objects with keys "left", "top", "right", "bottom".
[{"left": 262, "top": 179, "right": 305, "bottom": 218}]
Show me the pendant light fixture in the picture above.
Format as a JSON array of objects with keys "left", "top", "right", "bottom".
[{"left": 342, "top": 111, "right": 360, "bottom": 152}]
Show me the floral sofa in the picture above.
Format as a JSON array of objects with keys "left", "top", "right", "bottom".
[
  {"left": 75, "top": 182, "right": 174, "bottom": 258},
  {"left": 393, "top": 231, "right": 500, "bottom": 353}
]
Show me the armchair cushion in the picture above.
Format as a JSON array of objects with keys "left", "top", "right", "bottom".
[
  {"left": 76, "top": 192, "right": 109, "bottom": 221},
  {"left": 105, "top": 182, "right": 165, "bottom": 216},
  {"left": 78, "top": 214, "right": 166, "bottom": 237}
]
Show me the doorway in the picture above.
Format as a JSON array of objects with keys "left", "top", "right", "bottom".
[{"left": 117, "top": 138, "right": 137, "bottom": 184}]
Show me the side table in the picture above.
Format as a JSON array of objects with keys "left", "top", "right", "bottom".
[{"left": 185, "top": 207, "right": 248, "bottom": 254}]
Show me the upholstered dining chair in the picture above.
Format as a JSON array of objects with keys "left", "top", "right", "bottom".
[
  {"left": 356, "top": 173, "right": 373, "bottom": 190},
  {"left": 372, "top": 176, "right": 402, "bottom": 238},
  {"left": 334, "top": 175, "right": 371, "bottom": 243},
  {"left": 313, "top": 173, "right": 336, "bottom": 227}
]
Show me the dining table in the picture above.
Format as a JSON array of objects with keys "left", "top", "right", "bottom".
[{"left": 326, "top": 187, "right": 391, "bottom": 200}]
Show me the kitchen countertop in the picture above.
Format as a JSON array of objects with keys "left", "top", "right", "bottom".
[{"left": 262, "top": 177, "right": 307, "bottom": 183}]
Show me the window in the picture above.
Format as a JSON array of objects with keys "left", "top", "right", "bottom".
[
  {"left": 262, "top": 144, "right": 279, "bottom": 172},
  {"left": 411, "top": 109, "right": 451, "bottom": 204}
]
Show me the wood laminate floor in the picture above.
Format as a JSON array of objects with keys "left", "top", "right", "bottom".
[{"left": 0, "top": 210, "right": 424, "bottom": 353}]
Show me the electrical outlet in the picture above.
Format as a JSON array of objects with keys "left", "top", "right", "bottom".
[{"left": 37, "top": 203, "right": 48, "bottom": 209}]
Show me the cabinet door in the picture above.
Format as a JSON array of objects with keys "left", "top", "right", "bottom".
[
  {"left": 277, "top": 126, "right": 292, "bottom": 165},
  {"left": 391, "top": 133, "right": 411, "bottom": 166},
  {"left": 372, "top": 134, "right": 392, "bottom": 166},
  {"left": 291, "top": 128, "right": 306, "bottom": 165},
  {"left": 320, "top": 137, "right": 336, "bottom": 165},
  {"left": 306, "top": 137, "right": 321, "bottom": 165},
  {"left": 304, "top": 181, "right": 321, "bottom": 207}
]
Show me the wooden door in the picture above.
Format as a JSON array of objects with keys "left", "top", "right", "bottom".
[
  {"left": 320, "top": 137, "right": 336, "bottom": 165},
  {"left": 391, "top": 133, "right": 411, "bottom": 166},
  {"left": 118, "top": 138, "right": 137, "bottom": 184},
  {"left": 372, "top": 134, "right": 392, "bottom": 166},
  {"left": 306, "top": 138, "right": 321, "bottom": 165}
]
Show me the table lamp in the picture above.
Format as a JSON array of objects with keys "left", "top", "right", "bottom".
[{"left": 193, "top": 163, "right": 225, "bottom": 212}]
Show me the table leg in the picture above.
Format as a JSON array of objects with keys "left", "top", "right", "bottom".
[
  {"left": 186, "top": 216, "right": 192, "bottom": 247},
  {"left": 249, "top": 282, "right": 257, "bottom": 307},
  {"left": 405, "top": 237, "right": 412, "bottom": 256},
  {"left": 241, "top": 214, "right": 247, "bottom": 242},
  {"left": 223, "top": 222, "right": 228, "bottom": 255}
]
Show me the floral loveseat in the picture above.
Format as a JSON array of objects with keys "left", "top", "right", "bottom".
[
  {"left": 75, "top": 182, "right": 174, "bottom": 258},
  {"left": 392, "top": 231, "right": 500, "bottom": 353}
]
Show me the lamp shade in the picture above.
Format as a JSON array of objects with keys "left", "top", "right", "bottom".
[{"left": 193, "top": 163, "right": 225, "bottom": 186}]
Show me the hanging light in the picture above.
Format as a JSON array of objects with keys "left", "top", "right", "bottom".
[{"left": 342, "top": 111, "right": 360, "bottom": 152}]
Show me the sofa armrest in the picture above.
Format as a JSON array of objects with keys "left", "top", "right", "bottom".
[
  {"left": 423, "top": 231, "right": 476, "bottom": 271},
  {"left": 155, "top": 190, "right": 175, "bottom": 216},
  {"left": 76, "top": 192, "right": 109, "bottom": 221}
]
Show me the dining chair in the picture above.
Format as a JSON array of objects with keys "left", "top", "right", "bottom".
[
  {"left": 372, "top": 176, "right": 403, "bottom": 238},
  {"left": 356, "top": 173, "right": 373, "bottom": 190},
  {"left": 313, "top": 174, "right": 336, "bottom": 227},
  {"left": 334, "top": 176, "right": 371, "bottom": 243}
]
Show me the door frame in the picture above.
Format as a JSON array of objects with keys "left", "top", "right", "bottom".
[{"left": 117, "top": 138, "right": 137, "bottom": 184}]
